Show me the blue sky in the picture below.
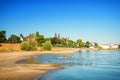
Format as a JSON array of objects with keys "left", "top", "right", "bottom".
[{"left": 0, "top": 0, "right": 120, "bottom": 44}]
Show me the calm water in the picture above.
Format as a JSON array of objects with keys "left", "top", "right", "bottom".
[{"left": 34, "top": 50, "right": 120, "bottom": 80}]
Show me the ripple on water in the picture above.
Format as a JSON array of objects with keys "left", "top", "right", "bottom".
[{"left": 33, "top": 50, "right": 120, "bottom": 80}]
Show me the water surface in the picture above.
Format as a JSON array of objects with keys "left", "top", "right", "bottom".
[{"left": 34, "top": 50, "right": 120, "bottom": 80}]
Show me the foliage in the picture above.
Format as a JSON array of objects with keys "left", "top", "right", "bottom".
[
  {"left": 60, "top": 38, "right": 67, "bottom": 46},
  {"left": 20, "top": 41, "right": 31, "bottom": 51},
  {"left": 8, "top": 34, "right": 21, "bottom": 43},
  {"left": 21, "top": 34, "right": 37, "bottom": 51},
  {"left": 118, "top": 45, "right": 120, "bottom": 49},
  {"left": 76, "top": 39, "right": 83, "bottom": 47},
  {"left": 85, "top": 41, "right": 90, "bottom": 48},
  {"left": 35, "top": 32, "right": 45, "bottom": 46},
  {"left": 51, "top": 37, "right": 61, "bottom": 45},
  {"left": 68, "top": 40, "right": 76, "bottom": 48},
  {"left": 94, "top": 43, "right": 99, "bottom": 48},
  {"left": 0, "top": 31, "right": 6, "bottom": 43},
  {"left": 43, "top": 41, "right": 52, "bottom": 51}
]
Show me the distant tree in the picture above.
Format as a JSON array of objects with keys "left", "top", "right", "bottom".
[
  {"left": 35, "top": 32, "right": 45, "bottom": 46},
  {"left": 60, "top": 38, "right": 67, "bottom": 46},
  {"left": 68, "top": 40, "right": 76, "bottom": 48},
  {"left": 21, "top": 33, "right": 37, "bottom": 51},
  {"left": 35, "top": 32, "right": 40, "bottom": 37},
  {"left": 51, "top": 37, "right": 61, "bottom": 45},
  {"left": 94, "top": 42, "right": 99, "bottom": 48},
  {"left": 118, "top": 45, "right": 120, "bottom": 49},
  {"left": 85, "top": 41, "right": 90, "bottom": 48},
  {"left": 0, "top": 31, "right": 6, "bottom": 43},
  {"left": 43, "top": 41, "right": 52, "bottom": 51},
  {"left": 21, "top": 41, "right": 31, "bottom": 51},
  {"left": 8, "top": 34, "right": 21, "bottom": 43},
  {"left": 76, "top": 39, "right": 83, "bottom": 47},
  {"left": 45, "top": 38, "right": 52, "bottom": 42}
]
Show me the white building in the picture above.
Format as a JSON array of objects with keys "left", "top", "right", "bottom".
[
  {"left": 99, "top": 44, "right": 110, "bottom": 49},
  {"left": 99, "top": 44, "right": 118, "bottom": 49},
  {"left": 109, "top": 44, "right": 118, "bottom": 49}
]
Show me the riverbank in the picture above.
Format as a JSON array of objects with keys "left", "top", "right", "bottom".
[{"left": 0, "top": 48, "right": 79, "bottom": 80}]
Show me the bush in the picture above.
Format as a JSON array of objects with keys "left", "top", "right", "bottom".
[
  {"left": 43, "top": 41, "right": 52, "bottom": 51},
  {"left": 20, "top": 34, "right": 37, "bottom": 51},
  {"left": 20, "top": 41, "right": 31, "bottom": 51}
]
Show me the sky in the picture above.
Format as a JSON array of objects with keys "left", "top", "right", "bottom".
[{"left": 0, "top": 0, "right": 120, "bottom": 44}]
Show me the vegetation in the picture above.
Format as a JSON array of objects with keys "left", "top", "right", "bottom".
[
  {"left": 118, "top": 45, "right": 120, "bottom": 49},
  {"left": 43, "top": 41, "right": 52, "bottom": 51},
  {"left": 8, "top": 34, "right": 21, "bottom": 43},
  {"left": 21, "top": 34, "right": 37, "bottom": 51},
  {"left": 85, "top": 41, "right": 90, "bottom": 48},
  {"left": 21, "top": 41, "right": 31, "bottom": 51},
  {"left": 76, "top": 39, "right": 83, "bottom": 47},
  {"left": 1, "top": 30, "right": 114, "bottom": 51},
  {"left": 0, "top": 31, "right": 6, "bottom": 43},
  {"left": 35, "top": 32, "right": 45, "bottom": 46}
]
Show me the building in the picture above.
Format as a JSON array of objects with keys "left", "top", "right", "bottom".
[{"left": 99, "top": 44, "right": 118, "bottom": 49}]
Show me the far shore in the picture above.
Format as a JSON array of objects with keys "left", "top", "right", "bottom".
[{"left": 0, "top": 48, "right": 80, "bottom": 80}]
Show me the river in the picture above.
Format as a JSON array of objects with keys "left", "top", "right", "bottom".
[{"left": 33, "top": 50, "right": 120, "bottom": 80}]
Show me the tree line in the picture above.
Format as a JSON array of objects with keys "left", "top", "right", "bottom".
[{"left": 0, "top": 30, "right": 101, "bottom": 50}]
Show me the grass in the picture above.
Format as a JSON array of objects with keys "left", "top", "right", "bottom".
[{"left": 0, "top": 43, "right": 21, "bottom": 52}]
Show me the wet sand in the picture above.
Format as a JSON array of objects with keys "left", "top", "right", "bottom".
[{"left": 0, "top": 48, "right": 79, "bottom": 80}]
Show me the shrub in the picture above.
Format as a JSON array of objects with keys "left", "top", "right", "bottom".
[
  {"left": 43, "top": 41, "right": 52, "bottom": 51},
  {"left": 20, "top": 34, "right": 37, "bottom": 51},
  {"left": 20, "top": 41, "right": 31, "bottom": 51}
]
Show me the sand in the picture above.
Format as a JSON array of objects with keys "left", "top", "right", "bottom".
[{"left": 0, "top": 48, "right": 79, "bottom": 80}]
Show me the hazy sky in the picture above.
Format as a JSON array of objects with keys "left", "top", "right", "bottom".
[{"left": 0, "top": 0, "right": 120, "bottom": 44}]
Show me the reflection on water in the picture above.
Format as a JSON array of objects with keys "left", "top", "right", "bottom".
[{"left": 33, "top": 50, "right": 120, "bottom": 80}]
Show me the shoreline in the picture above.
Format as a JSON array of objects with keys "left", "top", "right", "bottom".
[
  {"left": 0, "top": 48, "right": 79, "bottom": 80},
  {"left": 0, "top": 48, "right": 119, "bottom": 80}
]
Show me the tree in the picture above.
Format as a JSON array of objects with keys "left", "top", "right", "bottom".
[
  {"left": 43, "top": 41, "right": 52, "bottom": 51},
  {"left": 35, "top": 32, "right": 45, "bottom": 46},
  {"left": 76, "top": 39, "right": 83, "bottom": 47},
  {"left": 94, "top": 42, "right": 99, "bottom": 48},
  {"left": 8, "top": 34, "right": 21, "bottom": 43},
  {"left": 118, "top": 45, "right": 120, "bottom": 49},
  {"left": 21, "top": 33, "right": 37, "bottom": 51},
  {"left": 51, "top": 37, "right": 61, "bottom": 45},
  {"left": 0, "top": 31, "right": 6, "bottom": 43},
  {"left": 28, "top": 33, "right": 37, "bottom": 50},
  {"left": 68, "top": 40, "right": 76, "bottom": 48},
  {"left": 85, "top": 41, "right": 90, "bottom": 48},
  {"left": 60, "top": 38, "right": 67, "bottom": 46}
]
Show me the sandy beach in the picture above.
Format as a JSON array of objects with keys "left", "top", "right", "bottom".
[{"left": 0, "top": 48, "right": 79, "bottom": 80}]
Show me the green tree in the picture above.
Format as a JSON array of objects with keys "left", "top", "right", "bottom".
[
  {"left": 8, "top": 34, "right": 21, "bottom": 43},
  {"left": 28, "top": 33, "right": 37, "bottom": 50},
  {"left": 85, "top": 41, "right": 90, "bottom": 48},
  {"left": 76, "top": 39, "right": 83, "bottom": 47},
  {"left": 21, "top": 33, "right": 37, "bottom": 51},
  {"left": 43, "top": 41, "right": 52, "bottom": 51},
  {"left": 68, "top": 40, "right": 76, "bottom": 48},
  {"left": 94, "top": 42, "right": 99, "bottom": 48},
  {"left": 118, "top": 45, "right": 120, "bottom": 49},
  {"left": 60, "top": 38, "right": 67, "bottom": 46},
  {"left": 51, "top": 37, "right": 61, "bottom": 45},
  {"left": 20, "top": 41, "right": 31, "bottom": 51},
  {"left": 0, "top": 31, "right": 6, "bottom": 43},
  {"left": 35, "top": 32, "right": 45, "bottom": 46}
]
